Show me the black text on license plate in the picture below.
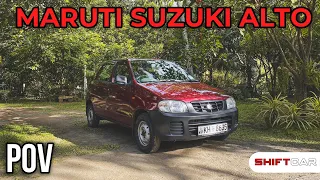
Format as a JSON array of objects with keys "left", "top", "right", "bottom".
[{"left": 198, "top": 123, "right": 228, "bottom": 136}]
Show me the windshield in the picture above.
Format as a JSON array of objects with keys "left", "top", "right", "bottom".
[{"left": 130, "top": 60, "right": 198, "bottom": 83}]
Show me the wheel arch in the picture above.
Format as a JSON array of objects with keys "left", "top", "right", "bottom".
[
  {"left": 132, "top": 109, "right": 149, "bottom": 134},
  {"left": 86, "top": 99, "right": 93, "bottom": 115},
  {"left": 86, "top": 99, "right": 92, "bottom": 105}
]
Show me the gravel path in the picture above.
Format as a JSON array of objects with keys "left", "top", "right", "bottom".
[{"left": 0, "top": 108, "right": 319, "bottom": 180}]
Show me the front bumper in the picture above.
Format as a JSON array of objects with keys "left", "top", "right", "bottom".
[{"left": 149, "top": 108, "right": 238, "bottom": 141}]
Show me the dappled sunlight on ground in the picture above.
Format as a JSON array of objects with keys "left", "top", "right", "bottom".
[{"left": 0, "top": 103, "right": 319, "bottom": 179}]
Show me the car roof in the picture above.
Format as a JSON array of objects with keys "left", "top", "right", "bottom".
[
  {"left": 112, "top": 59, "right": 168, "bottom": 64},
  {"left": 128, "top": 58, "right": 163, "bottom": 61}
]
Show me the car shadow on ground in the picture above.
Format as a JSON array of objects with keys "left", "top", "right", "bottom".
[
  {"left": 49, "top": 118, "right": 318, "bottom": 154},
  {"left": 83, "top": 119, "right": 319, "bottom": 153},
  {"left": 1, "top": 108, "right": 319, "bottom": 155}
]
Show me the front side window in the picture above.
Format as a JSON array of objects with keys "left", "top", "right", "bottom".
[
  {"left": 98, "top": 64, "right": 113, "bottom": 82},
  {"left": 114, "top": 63, "right": 132, "bottom": 84},
  {"left": 130, "top": 60, "right": 197, "bottom": 83}
]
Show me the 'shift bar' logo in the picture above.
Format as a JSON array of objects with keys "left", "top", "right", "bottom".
[{"left": 249, "top": 152, "right": 320, "bottom": 173}]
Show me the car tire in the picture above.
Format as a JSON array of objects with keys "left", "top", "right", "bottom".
[
  {"left": 209, "top": 134, "right": 229, "bottom": 141},
  {"left": 86, "top": 104, "right": 100, "bottom": 128},
  {"left": 135, "top": 113, "right": 161, "bottom": 153}
]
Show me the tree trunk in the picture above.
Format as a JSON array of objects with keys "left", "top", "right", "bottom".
[
  {"left": 84, "top": 65, "right": 87, "bottom": 99},
  {"left": 182, "top": 27, "right": 193, "bottom": 73},
  {"left": 224, "top": 70, "right": 228, "bottom": 82},
  {"left": 294, "top": 66, "right": 308, "bottom": 102},
  {"left": 246, "top": 58, "right": 253, "bottom": 98},
  {"left": 178, "top": 1, "right": 193, "bottom": 74},
  {"left": 209, "top": 68, "right": 213, "bottom": 83},
  {"left": 271, "top": 64, "right": 278, "bottom": 98}
]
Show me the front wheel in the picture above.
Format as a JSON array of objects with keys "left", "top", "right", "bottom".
[
  {"left": 135, "top": 113, "right": 161, "bottom": 153},
  {"left": 86, "top": 104, "right": 100, "bottom": 128}
]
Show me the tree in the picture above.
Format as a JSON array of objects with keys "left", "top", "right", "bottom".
[{"left": 264, "top": 0, "right": 319, "bottom": 100}]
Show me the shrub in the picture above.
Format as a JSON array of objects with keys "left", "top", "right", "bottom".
[
  {"left": 275, "top": 102, "right": 317, "bottom": 130},
  {"left": 258, "top": 93, "right": 320, "bottom": 130},
  {"left": 224, "top": 87, "right": 244, "bottom": 100},
  {"left": 305, "top": 92, "right": 320, "bottom": 124},
  {"left": 257, "top": 94, "right": 287, "bottom": 128},
  {"left": 0, "top": 90, "right": 10, "bottom": 102}
]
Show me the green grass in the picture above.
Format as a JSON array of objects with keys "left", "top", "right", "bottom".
[
  {"left": 229, "top": 100, "right": 320, "bottom": 149},
  {"left": 0, "top": 101, "right": 118, "bottom": 175},
  {"left": 0, "top": 123, "right": 119, "bottom": 174},
  {"left": 0, "top": 100, "right": 85, "bottom": 111},
  {"left": 0, "top": 100, "right": 86, "bottom": 114}
]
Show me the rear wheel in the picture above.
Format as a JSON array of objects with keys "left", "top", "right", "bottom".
[
  {"left": 135, "top": 113, "right": 161, "bottom": 153},
  {"left": 86, "top": 104, "right": 100, "bottom": 128}
]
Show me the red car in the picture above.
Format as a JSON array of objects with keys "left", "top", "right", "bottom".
[{"left": 86, "top": 59, "right": 238, "bottom": 153}]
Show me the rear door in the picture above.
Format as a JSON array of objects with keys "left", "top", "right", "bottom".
[{"left": 107, "top": 61, "right": 135, "bottom": 127}]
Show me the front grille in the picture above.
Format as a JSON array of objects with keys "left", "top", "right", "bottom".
[
  {"left": 170, "top": 121, "right": 184, "bottom": 135},
  {"left": 188, "top": 116, "right": 232, "bottom": 136},
  {"left": 191, "top": 101, "right": 224, "bottom": 113}
]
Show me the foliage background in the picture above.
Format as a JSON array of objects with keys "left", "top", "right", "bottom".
[{"left": 0, "top": 0, "right": 319, "bottom": 101}]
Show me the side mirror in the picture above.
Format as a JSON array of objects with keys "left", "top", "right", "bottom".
[{"left": 116, "top": 75, "right": 127, "bottom": 85}]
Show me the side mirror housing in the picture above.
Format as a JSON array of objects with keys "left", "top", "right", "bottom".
[{"left": 116, "top": 75, "right": 127, "bottom": 85}]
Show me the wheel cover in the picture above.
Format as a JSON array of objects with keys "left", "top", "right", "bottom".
[
  {"left": 87, "top": 108, "right": 93, "bottom": 124},
  {"left": 138, "top": 121, "right": 150, "bottom": 147}
]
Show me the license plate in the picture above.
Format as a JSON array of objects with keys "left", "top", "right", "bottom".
[{"left": 198, "top": 123, "right": 228, "bottom": 136}]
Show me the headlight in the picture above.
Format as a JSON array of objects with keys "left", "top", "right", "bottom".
[
  {"left": 158, "top": 100, "right": 188, "bottom": 113},
  {"left": 226, "top": 97, "right": 236, "bottom": 109}
]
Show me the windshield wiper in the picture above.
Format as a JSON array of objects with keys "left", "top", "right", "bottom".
[
  {"left": 140, "top": 81, "right": 158, "bottom": 83},
  {"left": 159, "top": 79, "right": 199, "bottom": 82},
  {"left": 160, "top": 79, "right": 183, "bottom": 82}
]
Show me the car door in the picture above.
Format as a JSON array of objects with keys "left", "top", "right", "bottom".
[
  {"left": 91, "top": 63, "right": 114, "bottom": 119},
  {"left": 107, "top": 61, "right": 135, "bottom": 127},
  {"left": 90, "top": 81, "right": 108, "bottom": 117}
]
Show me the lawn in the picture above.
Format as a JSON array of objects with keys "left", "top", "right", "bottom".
[
  {"left": 0, "top": 124, "right": 120, "bottom": 175},
  {"left": 0, "top": 101, "right": 117, "bottom": 175},
  {"left": 0, "top": 100, "right": 85, "bottom": 112},
  {"left": 229, "top": 100, "right": 320, "bottom": 149}
]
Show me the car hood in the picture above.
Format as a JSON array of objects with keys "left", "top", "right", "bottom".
[{"left": 140, "top": 82, "right": 229, "bottom": 102}]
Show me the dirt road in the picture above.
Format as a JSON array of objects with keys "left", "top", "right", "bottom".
[{"left": 1, "top": 107, "right": 319, "bottom": 180}]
